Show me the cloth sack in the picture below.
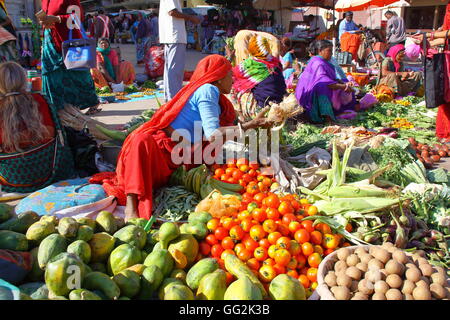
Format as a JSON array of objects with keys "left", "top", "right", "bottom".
[{"left": 0, "top": 250, "right": 32, "bottom": 285}]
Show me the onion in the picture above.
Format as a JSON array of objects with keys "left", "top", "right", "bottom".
[
  {"left": 431, "top": 155, "right": 441, "bottom": 162},
  {"left": 438, "top": 150, "right": 447, "bottom": 157},
  {"left": 421, "top": 150, "right": 429, "bottom": 158}
]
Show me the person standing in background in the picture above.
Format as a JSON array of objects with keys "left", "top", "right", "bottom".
[
  {"left": 93, "top": 8, "right": 114, "bottom": 43},
  {"left": 159, "top": 0, "right": 200, "bottom": 102},
  {"left": 0, "top": 0, "right": 17, "bottom": 62},
  {"left": 135, "top": 12, "right": 152, "bottom": 65},
  {"left": 150, "top": 11, "right": 159, "bottom": 45},
  {"left": 339, "top": 12, "right": 363, "bottom": 64},
  {"left": 385, "top": 10, "right": 406, "bottom": 48}
]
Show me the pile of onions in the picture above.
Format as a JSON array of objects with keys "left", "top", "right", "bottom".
[{"left": 408, "top": 138, "right": 450, "bottom": 169}]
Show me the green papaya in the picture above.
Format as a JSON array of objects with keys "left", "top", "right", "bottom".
[
  {"left": 224, "top": 277, "right": 262, "bottom": 300},
  {"left": 179, "top": 223, "right": 189, "bottom": 234},
  {"left": 141, "top": 250, "right": 148, "bottom": 261},
  {"left": 112, "top": 269, "right": 140, "bottom": 298},
  {"left": 186, "top": 258, "right": 219, "bottom": 290},
  {"left": 58, "top": 217, "right": 79, "bottom": 238},
  {"left": 95, "top": 211, "right": 117, "bottom": 234},
  {"left": 138, "top": 265, "right": 164, "bottom": 300},
  {"left": 89, "top": 262, "right": 107, "bottom": 274},
  {"left": 77, "top": 217, "right": 96, "bottom": 230},
  {"left": 170, "top": 269, "right": 187, "bottom": 284},
  {"left": 126, "top": 218, "right": 148, "bottom": 229},
  {"left": 168, "top": 234, "right": 198, "bottom": 267},
  {"left": 197, "top": 269, "right": 227, "bottom": 300},
  {"left": 40, "top": 215, "right": 58, "bottom": 225},
  {"left": 107, "top": 243, "right": 142, "bottom": 275},
  {"left": 0, "top": 230, "right": 28, "bottom": 251},
  {"left": 28, "top": 247, "right": 44, "bottom": 282},
  {"left": 67, "top": 240, "right": 92, "bottom": 264},
  {"left": 82, "top": 272, "right": 120, "bottom": 300},
  {"left": 183, "top": 222, "right": 208, "bottom": 240},
  {"left": 143, "top": 230, "right": 157, "bottom": 252},
  {"left": 158, "top": 222, "right": 180, "bottom": 249},
  {"left": 269, "top": 274, "right": 306, "bottom": 300},
  {"left": 26, "top": 221, "right": 56, "bottom": 245},
  {"left": 143, "top": 249, "right": 174, "bottom": 276},
  {"left": 188, "top": 211, "right": 212, "bottom": 225},
  {"left": 69, "top": 289, "right": 102, "bottom": 300},
  {"left": 119, "top": 296, "right": 131, "bottom": 300},
  {"left": 88, "top": 232, "right": 116, "bottom": 263},
  {"left": 19, "top": 282, "right": 49, "bottom": 300},
  {"left": 74, "top": 225, "right": 94, "bottom": 242},
  {"left": 164, "top": 284, "right": 194, "bottom": 300},
  {"left": 38, "top": 233, "right": 67, "bottom": 269},
  {"left": 84, "top": 263, "right": 93, "bottom": 274},
  {"left": 45, "top": 253, "right": 86, "bottom": 296},
  {"left": 152, "top": 241, "right": 162, "bottom": 252},
  {"left": 158, "top": 278, "right": 183, "bottom": 300},
  {"left": 113, "top": 225, "right": 146, "bottom": 249},
  {"left": 0, "top": 204, "right": 13, "bottom": 223},
  {"left": 0, "top": 211, "right": 39, "bottom": 233},
  {"left": 91, "top": 289, "right": 108, "bottom": 300}
]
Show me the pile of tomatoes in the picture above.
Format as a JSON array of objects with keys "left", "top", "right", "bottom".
[{"left": 199, "top": 159, "right": 352, "bottom": 295}]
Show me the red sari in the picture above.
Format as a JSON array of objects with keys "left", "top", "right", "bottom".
[{"left": 102, "top": 55, "right": 236, "bottom": 219}]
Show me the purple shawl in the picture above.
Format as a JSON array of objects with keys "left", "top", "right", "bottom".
[{"left": 295, "top": 56, "right": 337, "bottom": 114}]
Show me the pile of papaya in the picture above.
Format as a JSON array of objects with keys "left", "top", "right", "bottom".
[{"left": 0, "top": 205, "right": 307, "bottom": 300}]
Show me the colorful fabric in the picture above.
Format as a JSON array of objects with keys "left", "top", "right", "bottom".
[
  {"left": 234, "top": 30, "right": 281, "bottom": 66},
  {"left": 387, "top": 44, "right": 405, "bottom": 72},
  {"left": 90, "top": 67, "right": 109, "bottom": 88},
  {"left": 96, "top": 46, "right": 115, "bottom": 80},
  {"left": 378, "top": 72, "right": 422, "bottom": 96},
  {"left": 443, "top": 3, "right": 450, "bottom": 31},
  {"left": 339, "top": 19, "right": 359, "bottom": 40},
  {"left": 248, "top": 35, "right": 271, "bottom": 60},
  {"left": 117, "top": 60, "right": 136, "bottom": 85},
  {"left": 436, "top": 103, "right": 450, "bottom": 139},
  {"left": 41, "top": 29, "right": 99, "bottom": 111},
  {"left": 136, "top": 37, "right": 150, "bottom": 62},
  {"left": 103, "top": 55, "right": 236, "bottom": 218},
  {"left": 233, "top": 57, "right": 281, "bottom": 93},
  {"left": 0, "top": 250, "right": 32, "bottom": 285},
  {"left": 16, "top": 178, "right": 106, "bottom": 216},
  {"left": 252, "top": 71, "right": 287, "bottom": 108},
  {"left": 0, "top": 8, "right": 16, "bottom": 62},
  {"left": 340, "top": 32, "right": 362, "bottom": 61}
]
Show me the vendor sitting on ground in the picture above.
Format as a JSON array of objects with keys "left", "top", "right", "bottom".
[
  {"left": 91, "top": 38, "right": 136, "bottom": 89},
  {"left": 0, "top": 62, "right": 74, "bottom": 193},
  {"left": 378, "top": 44, "right": 423, "bottom": 97},
  {"left": 233, "top": 35, "right": 287, "bottom": 109},
  {"left": 339, "top": 11, "right": 363, "bottom": 64},
  {"left": 102, "top": 55, "right": 274, "bottom": 220},
  {"left": 295, "top": 40, "right": 357, "bottom": 124}
]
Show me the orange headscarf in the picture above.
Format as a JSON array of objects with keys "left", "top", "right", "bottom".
[{"left": 116, "top": 54, "right": 236, "bottom": 179}]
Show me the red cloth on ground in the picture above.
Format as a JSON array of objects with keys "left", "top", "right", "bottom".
[
  {"left": 340, "top": 32, "right": 362, "bottom": 61},
  {"left": 436, "top": 103, "right": 450, "bottom": 139},
  {"left": 42, "top": 0, "right": 84, "bottom": 53},
  {"left": 0, "top": 94, "right": 55, "bottom": 152},
  {"left": 104, "top": 55, "right": 236, "bottom": 218}
]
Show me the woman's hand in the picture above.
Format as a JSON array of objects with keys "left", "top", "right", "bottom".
[
  {"left": 39, "top": 15, "right": 60, "bottom": 29},
  {"left": 244, "top": 106, "right": 275, "bottom": 129}
]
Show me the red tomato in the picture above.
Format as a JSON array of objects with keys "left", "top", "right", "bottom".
[
  {"left": 274, "top": 249, "right": 291, "bottom": 266},
  {"left": 272, "top": 263, "right": 286, "bottom": 275},
  {"left": 288, "top": 240, "right": 301, "bottom": 256},
  {"left": 301, "top": 220, "right": 315, "bottom": 233},
  {"left": 252, "top": 208, "right": 267, "bottom": 223},
  {"left": 278, "top": 201, "right": 294, "bottom": 215},
  {"left": 276, "top": 223, "right": 290, "bottom": 237},
  {"left": 240, "top": 218, "right": 254, "bottom": 233},
  {"left": 229, "top": 225, "right": 245, "bottom": 240},
  {"left": 276, "top": 236, "right": 291, "bottom": 250},
  {"left": 238, "top": 248, "right": 252, "bottom": 262},
  {"left": 221, "top": 237, "right": 235, "bottom": 250},
  {"left": 262, "top": 219, "right": 277, "bottom": 233},
  {"left": 225, "top": 272, "right": 235, "bottom": 286},
  {"left": 214, "top": 168, "right": 225, "bottom": 177},
  {"left": 214, "top": 227, "right": 229, "bottom": 241},
  {"left": 242, "top": 173, "right": 253, "bottom": 183},
  {"left": 294, "top": 229, "right": 310, "bottom": 244},
  {"left": 301, "top": 242, "right": 314, "bottom": 257},
  {"left": 286, "top": 257, "right": 298, "bottom": 269},
  {"left": 288, "top": 221, "right": 302, "bottom": 233},
  {"left": 248, "top": 169, "right": 258, "bottom": 177},
  {"left": 254, "top": 246, "right": 268, "bottom": 261},
  {"left": 210, "top": 244, "right": 224, "bottom": 258},
  {"left": 249, "top": 162, "right": 259, "bottom": 170},
  {"left": 307, "top": 267, "right": 318, "bottom": 282},
  {"left": 221, "top": 249, "right": 236, "bottom": 260},
  {"left": 308, "top": 253, "right": 322, "bottom": 268},
  {"left": 287, "top": 269, "right": 299, "bottom": 279},
  {"left": 206, "top": 218, "right": 220, "bottom": 232},
  {"left": 315, "top": 223, "right": 332, "bottom": 234},
  {"left": 298, "top": 274, "right": 310, "bottom": 289},
  {"left": 267, "top": 231, "right": 282, "bottom": 245},
  {"left": 234, "top": 243, "right": 246, "bottom": 255},
  {"left": 262, "top": 258, "right": 275, "bottom": 266},
  {"left": 265, "top": 195, "right": 280, "bottom": 209},
  {"left": 205, "top": 234, "right": 218, "bottom": 246},
  {"left": 249, "top": 225, "right": 266, "bottom": 241},
  {"left": 199, "top": 242, "right": 211, "bottom": 256},
  {"left": 281, "top": 213, "right": 297, "bottom": 226},
  {"left": 222, "top": 217, "right": 237, "bottom": 230},
  {"left": 266, "top": 207, "right": 280, "bottom": 220},
  {"left": 242, "top": 236, "right": 259, "bottom": 252},
  {"left": 296, "top": 254, "right": 306, "bottom": 269},
  {"left": 246, "top": 257, "right": 260, "bottom": 270},
  {"left": 259, "top": 238, "right": 271, "bottom": 248},
  {"left": 220, "top": 174, "right": 230, "bottom": 181},
  {"left": 310, "top": 231, "right": 323, "bottom": 245},
  {"left": 246, "top": 183, "right": 259, "bottom": 196}
]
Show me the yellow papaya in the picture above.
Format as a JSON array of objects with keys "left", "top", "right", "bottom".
[
  {"left": 186, "top": 258, "right": 219, "bottom": 290},
  {"left": 268, "top": 274, "right": 306, "bottom": 300},
  {"left": 197, "top": 269, "right": 227, "bottom": 300},
  {"left": 143, "top": 249, "right": 174, "bottom": 276},
  {"left": 77, "top": 217, "right": 96, "bottom": 230},
  {"left": 74, "top": 225, "right": 94, "bottom": 242},
  {"left": 95, "top": 211, "right": 117, "bottom": 234},
  {"left": 170, "top": 269, "right": 187, "bottom": 284},
  {"left": 58, "top": 217, "right": 79, "bottom": 238},
  {"left": 158, "top": 222, "right": 180, "bottom": 249},
  {"left": 88, "top": 232, "right": 116, "bottom": 263},
  {"left": 157, "top": 278, "right": 183, "bottom": 300},
  {"left": 168, "top": 234, "right": 198, "bottom": 267},
  {"left": 45, "top": 253, "right": 86, "bottom": 296},
  {"left": 107, "top": 243, "right": 142, "bottom": 275},
  {"left": 40, "top": 215, "right": 58, "bottom": 226},
  {"left": 171, "top": 249, "right": 188, "bottom": 269},
  {"left": 112, "top": 269, "right": 141, "bottom": 298},
  {"left": 224, "top": 276, "right": 262, "bottom": 300},
  {"left": 113, "top": 225, "right": 146, "bottom": 249},
  {"left": 125, "top": 264, "right": 146, "bottom": 275},
  {"left": 164, "top": 284, "right": 194, "bottom": 300},
  {"left": 26, "top": 221, "right": 56, "bottom": 245},
  {"left": 67, "top": 240, "right": 91, "bottom": 264}
]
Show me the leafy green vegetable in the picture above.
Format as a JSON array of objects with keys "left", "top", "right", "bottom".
[
  {"left": 124, "top": 85, "right": 139, "bottom": 94},
  {"left": 142, "top": 80, "right": 157, "bottom": 89},
  {"left": 283, "top": 124, "right": 332, "bottom": 156},
  {"left": 427, "top": 168, "right": 449, "bottom": 184}
]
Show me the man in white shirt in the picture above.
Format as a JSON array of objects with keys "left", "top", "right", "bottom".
[{"left": 159, "top": 0, "right": 200, "bottom": 102}]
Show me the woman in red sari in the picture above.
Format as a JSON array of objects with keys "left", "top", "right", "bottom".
[{"left": 103, "top": 55, "right": 273, "bottom": 220}]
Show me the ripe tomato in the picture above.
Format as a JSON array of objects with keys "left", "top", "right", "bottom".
[
  {"left": 222, "top": 217, "right": 237, "bottom": 230},
  {"left": 281, "top": 213, "right": 297, "bottom": 226},
  {"left": 274, "top": 249, "right": 291, "bottom": 266},
  {"left": 225, "top": 272, "right": 235, "bottom": 286},
  {"left": 249, "top": 225, "right": 266, "bottom": 241},
  {"left": 324, "top": 248, "right": 335, "bottom": 256},
  {"left": 205, "top": 234, "right": 218, "bottom": 246},
  {"left": 267, "top": 231, "right": 282, "bottom": 245},
  {"left": 311, "top": 282, "right": 318, "bottom": 290},
  {"left": 345, "top": 223, "right": 353, "bottom": 232},
  {"left": 273, "top": 264, "right": 286, "bottom": 275},
  {"left": 288, "top": 240, "right": 301, "bottom": 256},
  {"left": 299, "top": 198, "right": 309, "bottom": 205},
  {"left": 248, "top": 169, "right": 258, "bottom": 177},
  {"left": 298, "top": 274, "right": 310, "bottom": 288},
  {"left": 323, "top": 234, "right": 339, "bottom": 249},
  {"left": 237, "top": 210, "right": 251, "bottom": 221},
  {"left": 234, "top": 243, "right": 246, "bottom": 255},
  {"left": 262, "top": 219, "right": 277, "bottom": 233},
  {"left": 206, "top": 218, "right": 220, "bottom": 232},
  {"left": 301, "top": 242, "right": 314, "bottom": 256},
  {"left": 242, "top": 173, "right": 253, "bottom": 183},
  {"left": 242, "top": 236, "right": 259, "bottom": 252},
  {"left": 259, "top": 238, "right": 271, "bottom": 249},
  {"left": 301, "top": 220, "right": 315, "bottom": 233},
  {"left": 238, "top": 164, "right": 249, "bottom": 172},
  {"left": 342, "top": 242, "right": 351, "bottom": 247},
  {"left": 296, "top": 254, "right": 306, "bottom": 269},
  {"left": 249, "top": 162, "right": 259, "bottom": 170},
  {"left": 221, "top": 249, "right": 235, "bottom": 261},
  {"left": 276, "top": 222, "right": 290, "bottom": 237},
  {"left": 265, "top": 194, "right": 280, "bottom": 209},
  {"left": 286, "top": 257, "right": 298, "bottom": 269},
  {"left": 294, "top": 229, "right": 310, "bottom": 244},
  {"left": 246, "top": 183, "right": 259, "bottom": 196},
  {"left": 313, "top": 245, "right": 324, "bottom": 256},
  {"left": 254, "top": 246, "right": 269, "bottom": 261},
  {"left": 238, "top": 248, "right": 252, "bottom": 262},
  {"left": 262, "top": 177, "right": 272, "bottom": 187},
  {"left": 214, "top": 227, "right": 229, "bottom": 241},
  {"left": 267, "top": 244, "right": 279, "bottom": 259},
  {"left": 279, "top": 201, "right": 294, "bottom": 215},
  {"left": 214, "top": 168, "right": 225, "bottom": 177},
  {"left": 252, "top": 208, "right": 267, "bottom": 223},
  {"left": 310, "top": 231, "right": 323, "bottom": 245},
  {"left": 225, "top": 167, "right": 235, "bottom": 176},
  {"left": 315, "top": 223, "right": 332, "bottom": 234},
  {"left": 210, "top": 244, "right": 224, "bottom": 258},
  {"left": 253, "top": 193, "right": 266, "bottom": 204},
  {"left": 262, "top": 258, "right": 275, "bottom": 266},
  {"left": 259, "top": 265, "right": 276, "bottom": 283},
  {"left": 276, "top": 236, "right": 291, "bottom": 250},
  {"left": 306, "top": 267, "right": 318, "bottom": 283},
  {"left": 221, "top": 237, "right": 235, "bottom": 250},
  {"left": 286, "top": 269, "right": 299, "bottom": 278},
  {"left": 266, "top": 208, "right": 280, "bottom": 220},
  {"left": 308, "top": 252, "right": 322, "bottom": 268},
  {"left": 291, "top": 200, "right": 302, "bottom": 212},
  {"left": 288, "top": 221, "right": 302, "bottom": 233},
  {"left": 246, "top": 257, "right": 260, "bottom": 270},
  {"left": 240, "top": 218, "right": 254, "bottom": 233},
  {"left": 236, "top": 158, "right": 249, "bottom": 166},
  {"left": 307, "top": 205, "right": 318, "bottom": 216},
  {"left": 229, "top": 225, "right": 245, "bottom": 240},
  {"left": 299, "top": 267, "right": 308, "bottom": 276},
  {"left": 199, "top": 242, "right": 211, "bottom": 256},
  {"left": 232, "top": 169, "right": 243, "bottom": 180}
]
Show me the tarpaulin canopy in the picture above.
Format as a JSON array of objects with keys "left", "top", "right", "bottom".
[
  {"left": 292, "top": 0, "right": 336, "bottom": 9},
  {"left": 335, "top": 0, "right": 399, "bottom": 12}
]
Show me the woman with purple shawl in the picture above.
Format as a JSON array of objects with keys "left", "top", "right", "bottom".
[{"left": 295, "top": 40, "right": 356, "bottom": 123}]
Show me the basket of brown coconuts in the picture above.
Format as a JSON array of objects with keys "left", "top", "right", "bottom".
[{"left": 314, "top": 243, "right": 449, "bottom": 300}]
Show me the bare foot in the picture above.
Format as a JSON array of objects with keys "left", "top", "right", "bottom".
[{"left": 124, "top": 207, "right": 138, "bottom": 222}]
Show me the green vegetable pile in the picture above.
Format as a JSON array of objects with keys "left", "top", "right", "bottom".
[
  {"left": 142, "top": 80, "right": 157, "bottom": 89},
  {"left": 124, "top": 84, "right": 139, "bottom": 94},
  {"left": 153, "top": 186, "right": 200, "bottom": 222},
  {"left": 283, "top": 124, "right": 333, "bottom": 157},
  {"left": 95, "top": 86, "right": 112, "bottom": 95}
]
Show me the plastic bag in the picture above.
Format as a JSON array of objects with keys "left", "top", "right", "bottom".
[
  {"left": 111, "top": 81, "right": 125, "bottom": 93},
  {"left": 195, "top": 190, "right": 241, "bottom": 218},
  {"left": 145, "top": 46, "right": 165, "bottom": 78}
]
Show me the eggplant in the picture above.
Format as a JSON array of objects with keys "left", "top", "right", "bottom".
[
  {"left": 409, "top": 240, "right": 426, "bottom": 249},
  {"left": 421, "top": 237, "right": 434, "bottom": 246},
  {"left": 431, "top": 230, "right": 444, "bottom": 242}
]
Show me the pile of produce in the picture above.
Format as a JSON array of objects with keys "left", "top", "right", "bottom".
[
  {"left": 408, "top": 138, "right": 450, "bottom": 169},
  {"left": 319, "top": 244, "right": 449, "bottom": 300},
  {"left": 153, "top": 187, "right": 200, "bottom": 222}
]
